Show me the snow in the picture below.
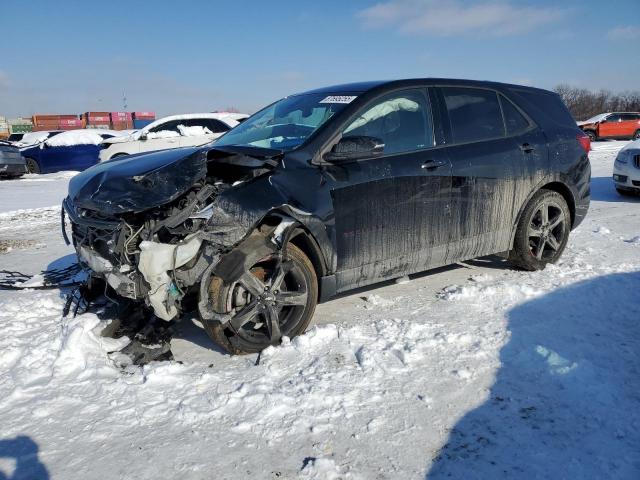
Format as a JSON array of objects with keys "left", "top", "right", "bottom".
[
  {"left": 0, "top": 141, "right": 639, "bottom": 479},
  {"left": 44, "top": 129, "right": 117, "bottom": 147},
  {"left": 15, "top": 131, "right": 51, "bottom": 147},
  {"left": 177, "top": 124, "right": 212, "bottom": 137},
  {"left": 146, "top": 130, "right": 180, "bottom": 139},
  {"left": 137, "top": 112, "right": 248, "bottom": 140}
]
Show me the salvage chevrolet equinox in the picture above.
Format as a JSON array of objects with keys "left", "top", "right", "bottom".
[{"left": 63, "top": 79, "right": 591, "bottom": 354}]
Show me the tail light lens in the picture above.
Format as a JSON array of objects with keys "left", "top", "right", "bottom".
[{"left": 577, "top": 132, "right": 591, "bottom": 154}]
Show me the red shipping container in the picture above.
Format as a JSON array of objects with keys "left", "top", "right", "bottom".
[
  {"left": 111, "top": 111, "right": 132, "bottom": 121},
  {"left": 111, "top": 122, "right": 134, "bottom": 131},
  {"left": 59, "top": 119, "right": 83, "bottom": 127}
]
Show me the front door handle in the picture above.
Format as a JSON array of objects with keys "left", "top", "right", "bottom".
[
  {"left": 519, "top": 143, "right": 535, "bottom": 153},
  {"left": 421, "top": 159, "right": 447, "bottom": 170}
]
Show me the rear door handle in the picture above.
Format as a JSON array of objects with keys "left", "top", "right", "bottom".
[
  {"left": 519, "top": 143, "right": 535, "bottom": 153},
  {"left": 421, "top": 159, "right": 447, "bottom": 170}
]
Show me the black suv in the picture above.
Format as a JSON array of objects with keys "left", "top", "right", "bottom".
[{"left": 63, "top": 79, "right": 591, "bottom": 354}]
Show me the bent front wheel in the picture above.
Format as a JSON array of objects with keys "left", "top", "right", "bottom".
[{"left": 203, "top": 243, "right": 318, "bottom": 354}]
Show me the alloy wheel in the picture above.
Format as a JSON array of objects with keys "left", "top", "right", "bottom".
[
  {"left": 528, "top": 200, "right": 566, "bottom": 261},
  {"left": 215, "top": 256, "right": 309, "bottom": 344}
]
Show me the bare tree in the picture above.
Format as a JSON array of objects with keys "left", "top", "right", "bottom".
[{"left": 554, "top": 85, "right": 640, "bottom": 120}]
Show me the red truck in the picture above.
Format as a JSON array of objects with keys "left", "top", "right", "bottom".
[{"left": 578, "top": 112, "right": 640, "bottom": 141}]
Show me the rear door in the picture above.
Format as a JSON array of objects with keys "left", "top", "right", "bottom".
[
  {"left": 436, "top": 86, "right": 546, "bottom": 260},
  {"left": 330, "top": 87, "right": 453, "bottom": 290},
  {"left": 619, "top": 113, "right": 640, "bottom": 138}
]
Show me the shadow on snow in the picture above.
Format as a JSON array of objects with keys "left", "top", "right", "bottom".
[
  {"left": 0, "top": 436, "right": 49, "bottom": 480},
  {"left": 427, "top": 271, "right": 640, "bottom": 479}
]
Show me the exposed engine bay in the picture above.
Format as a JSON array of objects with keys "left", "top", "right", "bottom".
[{"left": 62, "top": 146, "right": 298, "bottom": 324}]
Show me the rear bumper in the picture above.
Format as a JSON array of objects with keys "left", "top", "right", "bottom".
[{"left": 0, "top": 163, "right": 27, "bottom": 176}]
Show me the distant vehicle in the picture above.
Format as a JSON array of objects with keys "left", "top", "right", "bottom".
[
  {"left": 99, "top": 112, "right": 249, "bottom": 161},
  {"left": 64, "top": 79, "right": 591, "bottom": 354},
  {"left": 613, "top": 139, "right": 640, "bottom": 195},
  {"left": 578, "top": 112, "right": 640, "bottom": 141},
  {"left": 21, "top": 130, "right": 126, "bottom": 174},
  {"left": 0, "top": 141, "right": 26, "bottom": 178},
  {"left": 14, "top": 130, "right": 64, "bottom": 148},
  {"left": 7, "top": 133, "right": 25, "bottom": 143}
]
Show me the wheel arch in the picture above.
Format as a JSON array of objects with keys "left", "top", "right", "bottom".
[
  {"left": 257, "top": 211, "right": 329, "bottom": 279},
  {"left": 509, "top": 179, "right": 577, "bottom": 249}
]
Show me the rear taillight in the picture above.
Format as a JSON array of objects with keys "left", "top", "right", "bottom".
[{"left": 577, "top": 132, "right": 590, "bottom": 154}]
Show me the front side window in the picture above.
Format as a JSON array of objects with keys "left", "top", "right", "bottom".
[
  {"left": 215, "top": 93, "right": 354, "bottom": 152},
  {"left": 147, "top": 120, "right": 184, "bottom": 139},
  {"left": 342, "top": 89, "right": 433, "bottom": 155},
  {"left": 605, "top": 114, "right": 622, "bottom": 123},
  {"left": 442, "top": 87, "right": 504, "bottom": 143}
]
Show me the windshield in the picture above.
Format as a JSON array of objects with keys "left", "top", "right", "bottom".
[
  {"left": 583, "top": 113, "right": 609, "bottom": 123},
  {"left": 214, "top": 93, "right": 357, "bottom": 152}
]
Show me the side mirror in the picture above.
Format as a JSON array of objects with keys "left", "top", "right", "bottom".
[
  {"left": 139, "top": 131, "right": 148, "bottom": 141},
  {"left": 323, "top": 135, "right": 384, "bottom": 163}
]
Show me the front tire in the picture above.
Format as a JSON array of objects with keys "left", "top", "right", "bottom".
[
  {"left": 508, "top": 189, "right": 571, "bottom": 271},
  {"left": 585, "top": 130, "right": 597, "bottom": 142},
  {"left": 25, "top": 158, "right": 40, "bottom": 174},
  {"left": 202, "top": 243, "right": 318, "bottom": 354}
]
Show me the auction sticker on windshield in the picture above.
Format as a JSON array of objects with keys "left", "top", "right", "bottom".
[{"left": 319, "top": 95, "right": 357, "bottom": 104}]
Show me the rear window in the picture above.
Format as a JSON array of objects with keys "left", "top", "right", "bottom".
[
  {"left": 442, "top": 87, "right": 504, "bottom": 143},
  {"left": 510, "top": 89, "right": 576, "bottom": 127}
]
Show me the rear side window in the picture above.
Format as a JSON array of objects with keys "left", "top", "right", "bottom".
[
  {"left": 511, "top": 89, "right": 575, "bottom": 127},
  {"left": 442, "top": 87, "right": 504, "bottom": 143},
  {"left": 500, "top": 95, "right": 530, "bottom": 135},
  {"left": 620, "top": 114, "right": 638, "bottom": 121}
]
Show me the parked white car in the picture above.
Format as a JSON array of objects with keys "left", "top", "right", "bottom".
[
  {"left": 613, "top": 139, "right": 640, "bottom": 195},
  {"left": 99, "top": 112, "right": 248, "bottom": 161}
]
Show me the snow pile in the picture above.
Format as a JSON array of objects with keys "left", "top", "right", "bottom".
[
  {"left": 177, "top": 125, "right": 212, "bottom": 137},
  {"left": 45, "top": 130, "right": 105, "bottom": 147},
  {"left": 146, "top": 130, "right": 180, "bottom": 139},
  {"left": 16, "top": 131, "right": 50, "bottom": 147}
]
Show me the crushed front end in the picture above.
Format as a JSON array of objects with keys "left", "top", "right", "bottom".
[{"left": 61, "top": 146, "right": 281, "bottom": 321}]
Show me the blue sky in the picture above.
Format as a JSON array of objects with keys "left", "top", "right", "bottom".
[{"left": 1, "top": 0, "right": 638, "bottom": 117}]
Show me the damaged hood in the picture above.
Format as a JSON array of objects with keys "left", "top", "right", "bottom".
[{"left": 67, "top": 147, "right": 206, "bottom": 215}]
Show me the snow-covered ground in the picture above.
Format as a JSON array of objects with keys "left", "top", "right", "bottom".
[{"left": 0, "top": 142, "right": 639, "bottom": 479}]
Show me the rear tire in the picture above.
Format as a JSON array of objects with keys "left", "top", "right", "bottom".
[
  {"left": 202, "top": 243, "right": 318, "bottom": 355},
  {"left": 25, "top": 158, "right": 40, "bottom": 174},
  {"left": 508, "top": 189, "right": 571, "bottom": 271}
]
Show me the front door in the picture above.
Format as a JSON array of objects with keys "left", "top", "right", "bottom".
[
  {"left": 329, "top": 88, "right": 453, "bottom": 291},
  {"left": 598, "top": 114, "right": 623, "bottom": 138}
]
